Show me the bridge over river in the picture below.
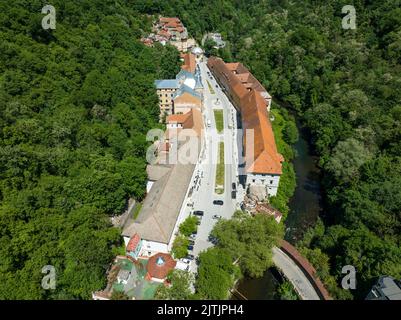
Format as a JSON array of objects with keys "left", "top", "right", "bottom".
[
  {"left": 272, "top": 240, "right": 331, "bottom": 300},
  {"left": 234, "top": 240, "right": 331, "bottom": 300}
]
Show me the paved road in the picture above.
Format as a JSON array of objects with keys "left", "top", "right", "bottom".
[
  {"left": 272, "top": 247, "right": 320, "bottom": 300},
  {"left": 183, "top": 59, "right": 246, "bottom": 273},
  {"left": 180, "top": 59, "right": 321, "bottom": 300}
]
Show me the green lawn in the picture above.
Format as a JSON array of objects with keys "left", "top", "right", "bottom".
[
  {"left": 207, "top": 80, "right": 215, "bottom": 94},
  {"left": 214, "top": 110, "right": 224, "bottom": 133},
  {"left": 215, "top": 142, "right": 225, "bottom": 194},
  {"left": 132, "top": 203, "right": 142, "bottom": 220}
]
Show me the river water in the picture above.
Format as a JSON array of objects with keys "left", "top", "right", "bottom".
[{"left": 233, "top": 119, "right": 323, "bottom": 299}]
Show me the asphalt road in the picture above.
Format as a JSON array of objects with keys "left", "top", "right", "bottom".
[
  {"left": 181, "top": 59, "right": 322, "bottom": 300},
  {"left": 184, "top": 60, "right": 245, "bottom": 273}
]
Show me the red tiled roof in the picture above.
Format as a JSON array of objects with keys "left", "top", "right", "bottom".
[
  {"left": 207, "top": 57, "right": 283, "bottom": 175},
  {"left": 167, "top": 109, "right": 203, "bottom": 138},
  {"left": 127, "top": 233, "right": 141, "bottom": 252},
  {"left": 242, "top": 90, "right": 283, "bottom": 174},
  {"left": 160, "top": 17, "right": 181, "bottom": 24},
  {"left": 158, "top": 30, "right": 171, "bottom": 38},
  {"left": 147, "top": 253, "right": 176, "bottom": 280},
  {"left": 159, "top": 17, "right": 183, "bottom": 30},
  {"left": 167, "top": 113, "right": 191, "bottom": 124},
  {"left": 180, "top": 53, "right": 196, "bottom": 73}
]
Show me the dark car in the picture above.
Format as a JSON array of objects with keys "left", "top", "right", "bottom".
[
  {"left": 212, "top": 215, "right": 222, "bottom": 220},
  {"left": 232, "top": 183, "right": 236, "bottom": 190},
  {"left": 193, "top": 210, "right": 204, "bottom": 216},
  {"left": 208, "top": 235, "right": 218, "bottom": 244},
  {"left": 213, "top": 200, "right": 224, "bottom": 205},
  {"left": 231, "top": 190, "right": 237, "bottom": 199},
  {"left": 187, "top": 245, "right": 194, "bottom": 251},
  {"left": 186, "top": 254, "right": 195, "bottom": 260}
]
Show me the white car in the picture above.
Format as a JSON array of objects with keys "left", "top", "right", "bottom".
[{"left": 181, "top": 258, "right": 191, "bottom": 264}]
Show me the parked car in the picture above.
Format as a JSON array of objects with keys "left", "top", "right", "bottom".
[
  {"left": 231, "top": 190, "right": 237, "bottom": 199},
  {"left": 186, "top": 254, "right": 195, "bottom": 260},
  {"left": 212, "top": 215, "right": 222, "bottom": 220},
  {"left": 213, "top": 200, "right": 224, "bottom": 205},
  {"left": 208, "top": 235, "right": 219, "bottom": 245},
  {"left": 181, "top": 258, "right": 191, "bottom": 264},
  {"left": 188, "top": 240, "right": 195, "bottom": 245},
  {"left": 232, "top": 182, "right": 236, "bottom": 190},
  {"left": 193, "top": 210, "right": 204, "bottom": 216},
  {"left": 187, "top": 245, "right": 194, "bottom": 251},
  {"left": 189, "top": 234, "right": 197, "bottom": 240}
]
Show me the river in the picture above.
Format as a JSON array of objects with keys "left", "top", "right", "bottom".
[{"left": 233, "top": 117, "right": 323, "bottom": 299}]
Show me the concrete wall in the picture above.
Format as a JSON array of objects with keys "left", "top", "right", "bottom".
[
  {"left": 141, "top": 240, "right": 169, "bottom": 256},
  {"left": 246, "top": 173, "right": 280, "bottom": 196},
  {"left": 123, "top": 236, "right": 169, "bottom": 257}
]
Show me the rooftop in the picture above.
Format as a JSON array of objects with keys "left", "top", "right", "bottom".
[
  {"left": 147, "top": 253, "right": 176, "bottom": 280},
  {"left": 207, "top": 57, "right": 283, "bottom": 175},
  {"left": 122, "top": 109, "right": 203, "bottom": 244},
  {"left": 126, "top": 233, "right": 141, "bottom": 252},
  {"left": 366, "top": 276, "right": 401, "bottom": 300},
  {"left": 155, "top": 79, "right": 179, "bottom": 89},
  {"left": 173, "top": 84, "right": 202, "bottom": 100},
  {"left": 242, "top": 90, "right": 283, "bottom": 174},
  {"left": 180, "top": 53, "right": 196, "bottom": 74}
]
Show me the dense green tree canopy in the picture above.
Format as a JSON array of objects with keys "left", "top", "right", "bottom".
[
  {"left": 134, "top": 0, "right": 401, "bottom": 299},
  {"left": 0, "top": 0, "right": 180, "bottom": 299},
  {"left": 155, "top": 270, "right": 194, "bottom": 300},
  {"left": 212, "top": 211, "right": 283, "bottom": 278}
]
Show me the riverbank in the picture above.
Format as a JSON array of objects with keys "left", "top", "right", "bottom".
[{"left": 236, "top": 103, "right": 324, "bottom": 299}]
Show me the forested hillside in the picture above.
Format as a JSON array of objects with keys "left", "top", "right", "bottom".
[
  {"left": 134, "top": 0, "right": 401, "bottom": 299},
  {"left": 0, "top": 0, "right": 180, "bottom": 299}
]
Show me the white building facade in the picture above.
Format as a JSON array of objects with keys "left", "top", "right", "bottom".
[{"left": 246, "top": 173, "right": 281, "bottom": 197}]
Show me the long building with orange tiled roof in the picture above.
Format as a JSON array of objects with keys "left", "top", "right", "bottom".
[{"left": 207, "top": 56, "right": 283, "bottom": 196}]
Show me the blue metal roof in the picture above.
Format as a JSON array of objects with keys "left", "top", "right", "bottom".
[
  {"left": 154, "top": 79, "right": 180, "bottom": 89},
  {"left": 173, "top": 84, "right": 201, "bottom": 100},
  {"left": 176, "top": 69, "right": 194, "bottom": 81}
]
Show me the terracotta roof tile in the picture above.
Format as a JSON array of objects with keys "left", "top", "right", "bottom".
[
  {"left": 147, "top": 253, "right": 176, "bottom": 280},
  {"left": 180, "top": 53, "right": 196, "bottom": 74},
  {"left": 207, "top": 57, "right": 283, "bottom": 175},
  {"left": 127, "top": 233, "right": 141, "bottom": 252},
  {"left": 166, "top": 113, "right": 191, "bottom": 124}
]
